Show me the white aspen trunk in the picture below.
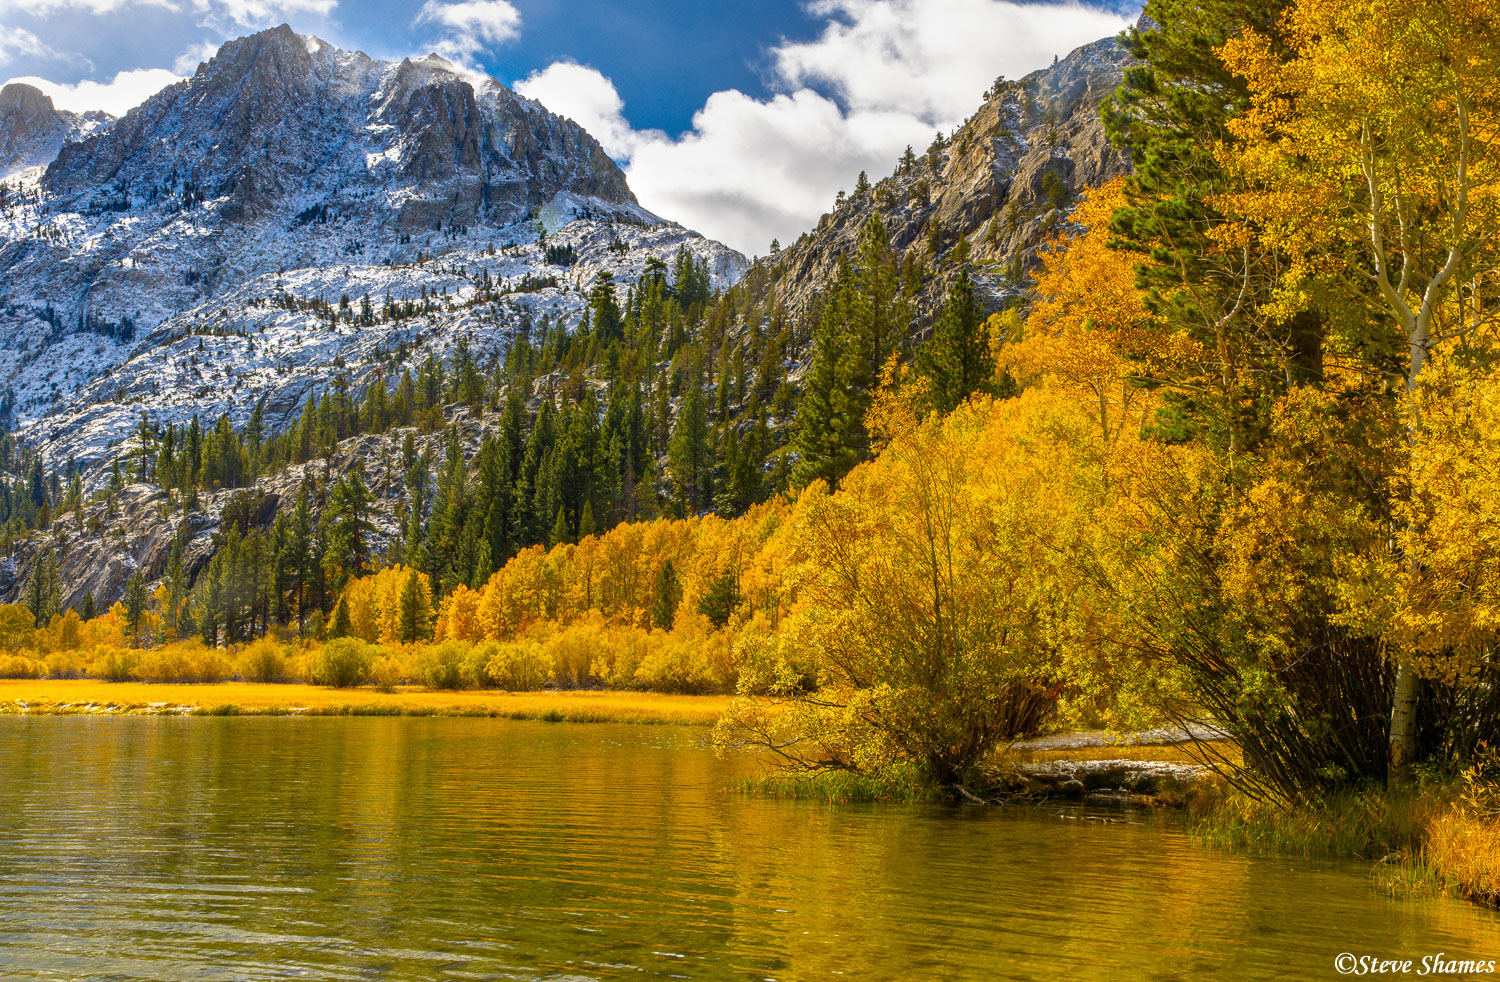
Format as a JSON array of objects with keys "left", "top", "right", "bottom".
[{"left": 1390, "top": 333, "right": 1429, "bottom": 782}]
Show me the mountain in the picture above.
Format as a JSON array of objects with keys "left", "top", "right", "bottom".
[
  {"left": 753, "top": 34, "right": 1134, "bottom": 325},
  {"left": 0, "top": 26, "right": 1128, "bottom": 613},
  {"left": 0, "top": 82, "right": 111, "bottom": 181},
  {"left": 0, "top": 25, "right": 745, "bottom": 471}
]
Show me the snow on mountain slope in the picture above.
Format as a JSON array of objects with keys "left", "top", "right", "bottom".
[
  {"left": 0, "top": 26, "right": 747, "bottom": 480},
  {"left": 0, "top": 83, "right": 111, "bottom": 181}
]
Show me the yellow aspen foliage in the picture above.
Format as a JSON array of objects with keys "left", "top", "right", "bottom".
[
  {"left": 1219, "top": 0, "right": 1500, "bottom": 332},
  {"left": 435, "top": 583, "right": 483, "bottom": 642},
  {"left": 719, "top": 388, "right": 1113, "bottom": 783},
  {"left": 1381, "top": 364, "right": 1500, "bottom": 679},
  {"left": 1017, "top": 178, "right": 1200, "bottom": 443},
  {"left": 338, "top": 565, "right": 432, "bottom": 646}
]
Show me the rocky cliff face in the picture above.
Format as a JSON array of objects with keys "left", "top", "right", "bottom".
[
  {"left": 0, "top": 83, "right": 111, "bottom": 180},
  {"left": 43, "top": 26, "right": 634, "bottom": 232},
  {"left": 0, "top": 26, "right": 745, "bottom": 480},
  {"left": 758, "top": 34, "right": 1134, "bottom": 326}
]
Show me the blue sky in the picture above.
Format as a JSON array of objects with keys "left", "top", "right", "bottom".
[{"left": 1, "top": 0, "right": 1137, "bottom": 253}]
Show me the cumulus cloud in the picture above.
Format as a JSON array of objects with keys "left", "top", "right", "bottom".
[
  {"left": 190, "top": 0, "right": 338, "bottom": 29},
  {"left": 0, "top": 26, "right": 63, "bottom": 66},
  {"left": 3, "top": 0, "right": 173, "bottom": 14},
  {"left": 4, "top": 0, "right": 334, "bottom": 27},
  {"left": 515, "top": 61, "right": 663, "bottom": 159},
  {"left": 7, "top": 67, "right": 182, "bottom": 115},
  {"left": 415, "top": 0, "right": 521, "bottom": 64},
  {"left": 516, "top": 0, "right": 1130, "bottom": 255},
  {"left": 171, "top": 40, "right": 221, "bottom": 76}
]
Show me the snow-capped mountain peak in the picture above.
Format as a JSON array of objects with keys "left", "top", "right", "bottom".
[{"left": 0, "top": 26, "right": 746, "bottom": 477}]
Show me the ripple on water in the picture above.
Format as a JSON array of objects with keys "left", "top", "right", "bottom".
[{"left": 0, "top": 716, "right": 1495, "bottom": 981}]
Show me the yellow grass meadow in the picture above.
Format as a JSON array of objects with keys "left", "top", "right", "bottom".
[{"left": 0, "top": 679, "right": 732, "bottom": 725}]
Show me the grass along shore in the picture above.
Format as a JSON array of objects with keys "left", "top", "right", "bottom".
[{"left": 0, "top": 679, "right": 731, "bottom": 724}]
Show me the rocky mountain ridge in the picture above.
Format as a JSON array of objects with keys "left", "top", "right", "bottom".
[
  {"left": 0, "top": 26, "right": 745, "bottom": 481},
  {"left": 0, "top": 82, "right": 111, "bottom": 181},
  {"left": 756, "top": 33, "right": 1134, "bottom": 326}
]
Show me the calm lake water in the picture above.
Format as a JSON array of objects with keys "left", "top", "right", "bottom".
[{"left": 0, "top": 718, "right": 1497, "bottom": 981}]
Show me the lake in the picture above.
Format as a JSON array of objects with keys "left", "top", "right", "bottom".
[{"left": 0, "top": 717, "right": 1495, "bottom": 980}]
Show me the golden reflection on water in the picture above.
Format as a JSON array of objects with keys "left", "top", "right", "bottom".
[{"left": 0, "top": 716, "right": 1496, "bottom": 981}]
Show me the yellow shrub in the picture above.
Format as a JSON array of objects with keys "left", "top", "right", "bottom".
[
  {"left": 371, "top": 654, "right": 406, "bottom": 692},
  {"left": 88, "top": 645, "right": 137, "bottom": 682},
  {"left": 136, "top": 642, "right": 231, "bottom": 683},
  {"left": 634, "top": 632, "right": 724, "bottom": 694},
  {"left": 0, "top": 653, "right": 43, "bottom": 678},
  {"left": 544, "top": 617, "right": 605, "bottom": 686},
  {"left": 460, "top": 642, "right": 498, "bottom": 688},
  {"left": 43, "top": 647, "right": 89, "bottom": 680},
  {"left": 414, "top": 640, "right": 470, "bottom": 690},
  {"left": 236, "top": 637, "right": 289, "bottom": 683},
  {"left": 484, "top": 639, "right": 552, "bottom": 691},
  {"left": 307, "top": 638, "right": 374, "bottom": 688}
]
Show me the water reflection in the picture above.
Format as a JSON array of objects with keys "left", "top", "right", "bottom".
[{"left": 0, "top": 717, "right": 1494, "bottom": 980}]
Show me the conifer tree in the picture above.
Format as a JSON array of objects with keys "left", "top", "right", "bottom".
[
  {"left": 652, "top": 560, "right": 681, "bottom": 630},
  {"left": 792, "top": 277, "right": 865, "bottom": 488},
  {"left": 328, "top": 595, "right": 352, "bottom": 639},
  {"left": 322, "top": 467, "right": 376, "bottom": 590},
  {"left": 918, "top": 271, "right": 996, "bottom": 415},
  {"left": 124, "top": 571, "right": 148, "bottom": 647},
  {"left": 668, "top": 379, "right": 713, "bottom": 514},
  {"left": 397, "top": 568, "right": 431, "bottom": 643}
]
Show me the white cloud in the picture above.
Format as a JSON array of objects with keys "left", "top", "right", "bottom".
[
  {"left": 0, "top": 26, "right": 60, "bottom": 65},
  {"left": 631, "top": 87, "right": 930, "bottom": 255},
  {"left": 514, "top": 0, "right": 1130, "bottom": 255},
  {"left": 7, "top": 67, "right": 183, "bottom": 115},
  {"left": 171, "top": 40, "right": 221, "bottom": 75},
  {"left": 3, "top": 0, "right": 334, "bottom": 27},
  {"left": 516, "top": 61, "right": 662, "bottom": 159},
  {"left": 189, "top": 0, "right": 337, "bottom": 29},
  {"left": 775, "top": 0, "right": 1128, "bottom": 121},
  {"left": 414, "top": 0, "right": 520, "bottom": 64},
  {"left": 4, "top": 0, "right": 174, "bottom": 13}
]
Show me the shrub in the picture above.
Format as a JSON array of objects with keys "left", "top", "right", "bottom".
[
  {"left": 236, "top": 638, "right": 289, "bottom": 683},
  {"left": 136, "top": 643, "right": 231, "bottom": 683},
  {"left": 415, "top": 640, "right": 469, "bottom": 690},
  {"left": 370, "top": 655, "right": 405, "bottom": 693},
  {"left": 485, "top": 640, "right": 552, "bottom": 691},
  {"left": 546, "top": 621, "right": 599, "bottom": 687},
  {"left": 0, "top": 654, "right": 43, "bottom": 679},
  {"left": 43, "top": 648, "right": 88, "bottom": 679},
  {"left": 90, "top": 646, "right": 138, "bottom": 682},
  {"left": 460, "top": 643, "right": 498, "bottom": 689},
  {"left": 308, "top": 639, "right": 374, "bottom": 688},
  {"left": 635, "top": 634, "right": 722, "bottom": 694}
]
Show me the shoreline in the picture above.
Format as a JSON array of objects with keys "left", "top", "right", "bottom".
[{"left": 0, "top": 680, "right": 732, "bottom": 725}]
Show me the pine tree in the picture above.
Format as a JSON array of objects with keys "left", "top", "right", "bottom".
[
  {"left": 652, "top": 560, "right": 681, "bottom": 630},
  {"left": 1104, "top": 0, "right": 1316, "bottom": 447},
  {"left": 322, "top": 467, "right": 376, "bottom": 590},
  {"left": 588, "top": 272, "right": 626, "bottom": 344},
  {"left": 26, "top": 550, "right": 60, "bottom": 628},
  {"left": 668, "top": 379, "right": 713, "bottom": 514},
  {"left": 124, "top": 571, "right": 149, "bottom": 647},
  {"left": 917, "top": 270, "right": 996, "bottom": 415},
  {"left": 328, "top": 595, "right": 353, "bottom": 639},
  {"left": 550, "top": 506, "right": 571, "bottom": 546},
  {"left": 397, "top": 568, "right": 431, "bottom": 643},
  {"left": 791, "top": 276, "right": 865, "bottom": 488}
]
